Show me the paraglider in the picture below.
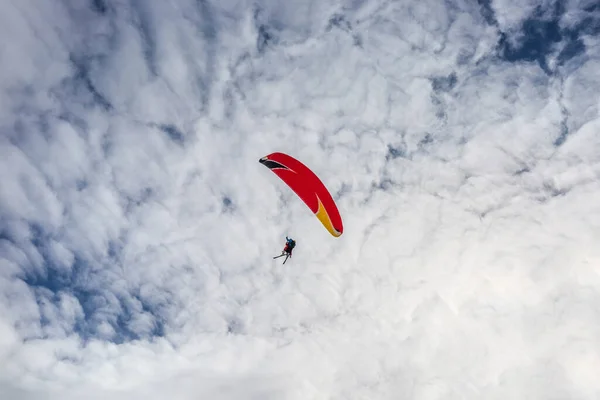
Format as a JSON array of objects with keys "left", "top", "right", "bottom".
[
  {"left": 273, "top": 236, "right": 296, "bottom": 264},
  {"left": 259, "top": 152, "right": 343, "bottom": 237},
  {"left": 260, "top": 151, "right": 343, "bottom": 263}
]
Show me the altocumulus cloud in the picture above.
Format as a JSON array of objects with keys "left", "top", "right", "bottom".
[{"left": 1, "top": 0, "right": 600, "bottom": 399}]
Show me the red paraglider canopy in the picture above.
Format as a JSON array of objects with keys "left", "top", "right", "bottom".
[{"left": 259, "top": 152, "right": 343, "bottom": 237}]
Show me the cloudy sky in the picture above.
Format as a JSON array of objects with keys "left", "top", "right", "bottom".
[{"left": 1, "top": 0, "right": 600, "bottom": 399}]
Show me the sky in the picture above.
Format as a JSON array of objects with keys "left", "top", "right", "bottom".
[{"left": 1, "top": 0, "right": 600, "bottom": 399}]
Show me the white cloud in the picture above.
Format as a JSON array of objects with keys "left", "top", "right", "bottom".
[{"left": 1, "top": 0, "right": 600, "bottom": 399}]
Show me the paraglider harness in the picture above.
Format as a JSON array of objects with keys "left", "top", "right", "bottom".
[{"left": 274, "top": 237, "right": 296, "bottom": 264}]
